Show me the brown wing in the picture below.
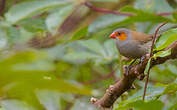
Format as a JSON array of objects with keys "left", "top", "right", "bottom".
[{"left": 131, "top": 31, "right": 153, "bottom": 44}]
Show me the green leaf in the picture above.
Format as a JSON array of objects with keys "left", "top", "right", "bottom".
[
  {"left": 120, "top": 6, "right": 172, "bottom": 22},
  {"left": 63, "top": 52, "right": 99, "bottom": 61},
  {"left": 110, "top": 6, "right": 173, "bottom": 29},
  {"left": 62, "top": 39, "right": 119, "bottom": 64},
  {"left": 46, "top": 5, "right": 73, "bottom": 35},
  {"left": 168, "top": 102, "right": 177, "bottom": 110},
  {"left": 167, "top": 64, "right": 177, "bottom": 75},
  {"left": 6, "top": 26, "right": 20, "bottom": 44},
  {"left": 36, "top": 90, "right": 61, "bottom": 110},
  {"left": 135, "top": 0, "right": 173, "bottom": 13},
  {"left": 1, "top": 100, "right": 37, "bottom": 110},
  {"left": 103, "top": 39, "right": 118, "bottom": 60},
  {"left": 78, "top": 40, "right": 104, "bottom": 55},
  {"left": 88, "top": 14, "right": 127, "bottom": 34},
  {"left": 155, "top": 28, "right": 177, "bottom": 51},
  {"left": 0, "top": 50, "right": 92, "bottom": 106},
  {"left": 120, "top": 6, "right": 139, "bottom": 13},
  {"left": 125, "top": 100, "right": 164, "bottom": 110},
  {"left": 127, "top": 86, "right": 164, "bottom": 101},
  {"left": 144, "top": 58, "right": 151, "bottom": 74},
  {"left": 163, "top": 83, "right": 177, "bottom": 94},
  {"left": 153, "top": 49, "right": 171, "bottom": 58},
  {"left": 19, "top": 18, "right": 47, "bottom": 32},
  {"left": 5, "top": 0, "right": 71, "bottom": 24},
  {"left": 71, "top": 26, "right": 88, "bottom": 41}
]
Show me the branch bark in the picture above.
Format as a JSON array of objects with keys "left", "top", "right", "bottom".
[{"left": 91, "top": 40, "right": 177, "bottom": 108}]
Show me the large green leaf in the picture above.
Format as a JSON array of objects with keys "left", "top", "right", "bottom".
[
  {"left": 62, "top": 39, "right": 118, "bottom": 64},
  {"left": 123, "top": 100, "right": 164, "bottom": 110},
  {"left": 135, "top": 0, "right": 173, "bottom": 12},
  {"left": 153, "top": 49, "right": 171, "bottom": 58},
  {"left": 155, "top": 28, "right": 177, "bottom": 51},
  {"left": 5, "top": 0, "right": 71, "bottom": 24},
  {"left": 88, "top": 14, "right": 127, "bottom": 34},
  {"left": 78, "top": 40, "right": 104, "bottom": 55},
  {"left": 127, "top": 86, "right": 164, "bottom": 101},
  {"left": 0, "top": 50, "right": 92, "bottom": 110}
]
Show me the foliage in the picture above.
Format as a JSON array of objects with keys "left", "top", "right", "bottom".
[{"left": 0, "top": 0, "right": 176, "bottom": 110}]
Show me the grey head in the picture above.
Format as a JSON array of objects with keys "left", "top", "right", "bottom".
[{"left": 113, "top": 28, "right": 132, "bottom": 45}]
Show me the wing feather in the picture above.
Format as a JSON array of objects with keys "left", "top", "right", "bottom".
[{"left": 131, "top": 31, "right": 153, "bottom": 44}]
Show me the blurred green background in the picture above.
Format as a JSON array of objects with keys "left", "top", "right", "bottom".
[{"left": 0, "top": 0, "right": 177, "bottom": 110}]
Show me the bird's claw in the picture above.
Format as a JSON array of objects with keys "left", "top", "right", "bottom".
[
  {"left": 138, "top": 74, "right": 145, "bottom": 80},
  {"left": 123, "top": 65, "right": 133, "bottom": 76}
]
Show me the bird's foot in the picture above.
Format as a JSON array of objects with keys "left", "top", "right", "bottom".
[
  {"left": 138, "top": 74, "right": 145, "bottom": 80},
  {"left": 123, "top": 65, "right": 133, "bottom": 76},
  {"left": 134, "top": 65, "right": 146, "bottom": 80},
  {"left": 123, "top": 59, "right": 137, "bottom": 76},
  {"left": 140, "top": 54, "right": 150, "bottom": 63}
]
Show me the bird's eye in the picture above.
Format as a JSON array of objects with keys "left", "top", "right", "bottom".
[{"left": 117, "top": 32, "right": 121, "bottom": 36}]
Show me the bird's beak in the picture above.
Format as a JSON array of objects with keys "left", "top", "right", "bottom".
[{"left": 109, "top": 32, "right": 117, "bottom": 39}]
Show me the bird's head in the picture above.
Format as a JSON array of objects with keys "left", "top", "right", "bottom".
[{"left": 109, "top": 28, "right": 131, "bottom": 41}]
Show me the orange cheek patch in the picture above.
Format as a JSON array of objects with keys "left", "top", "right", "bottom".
[{"left": 119, "top": 33, "right": 127, "bottom": 41}]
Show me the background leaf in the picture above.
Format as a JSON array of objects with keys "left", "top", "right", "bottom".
[{"left": 5, "top": 0, "right": 71, "bottom": 24}]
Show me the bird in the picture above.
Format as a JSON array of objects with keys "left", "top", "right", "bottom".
[{"left": 109, "top": 28, "right": 153, "bottom": 59}]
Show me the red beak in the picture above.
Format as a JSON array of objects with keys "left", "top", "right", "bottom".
[{"left": 109, "top": 32, "right": 117, "bottom": 39}]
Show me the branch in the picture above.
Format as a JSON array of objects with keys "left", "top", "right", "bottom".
[
  {"left": 84, "top": 1, "right": 134, "bottom": 16},
  {"left": 84, "top": 1, "right": 176, "bottom": 16},
  {"left": 91, "top": 38, "right": 177, "bottom": 109},
  {"left": 143, "top": 22, "right": 167, "bottom": 100}
]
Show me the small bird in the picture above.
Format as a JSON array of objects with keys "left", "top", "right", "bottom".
[{"left": 109, "top": 28, "right": 153, "bottom": 59}]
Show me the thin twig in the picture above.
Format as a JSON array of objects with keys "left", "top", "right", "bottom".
[
  {"left": 142, "top": 22, "right": 167, "bottom": 100},
  {"left": 84, "top": 1, "right": 134, "bottom": 16},
  {"left": 84, "top": 1, "right": 175, "bottom": 17},
  {"left": 157, "top": 11, "right": 176, "bottom": 16}
]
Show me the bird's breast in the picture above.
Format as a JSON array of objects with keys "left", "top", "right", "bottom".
[{"left": 116, "top": 40, "right": 150, "bottom": 58}]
